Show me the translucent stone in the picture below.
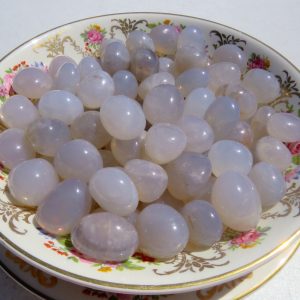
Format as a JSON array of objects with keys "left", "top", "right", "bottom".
[
  {"left": 143, "top": 84, "right": 184, "bottom": 124},
  {"left": 267, "top": 112, "right": 300, "bottom": 142},
  {"left": 89, "top": 167, "right": 138, "bottom": 216},
  {"left": 100, "top": 38, "right": 123, "bottom": 54},
  {"left": 0, "top": 128, "right": 35, "bottom": 169},
  {"left": 175, "top": 45, "right": 208, "bottom": 73},
  {"left": 100, "top": 95, "right": 146, "bottom": 140},
  {"left": 208, "top": 62, "right": 241, "bottom": 92},
  {"left": 184, "top": 88, "right": 216, "bottom": 118},
  {"left": 175, "top": 68, "right": 209, "bottom": 97},
  {"left": 0, "top": 95, "right": 38, "bottom": 129},
  {"left": 251, "top": 106, "right": 275, "bottom": 140},
  {"left": 12, "top": 67, "right": 53, "bottom": 99},
  {"left": 77, "top": 56, "right": 102, "bottom": 78},
  {"left": 224, "top": 84, "right": 257, "bottom": 120},
  {"left": 126, "top": 30, "right": 155, "bottom": 53},
  {"left": 208, "top": 140, "right": 253, "bottom": 176},
  {"left": 27, "top": 118, "right": 71, "bottom": 157},
  {"left": 156, "top": 191, "right": 184, "bottom": 211},
  {"left": 144, "top": 123, "right": 187, "bottom": 164},
  {"left": 181, "top": 200, "right": 223, "bottom": 247},
  {"left": 101, "top": 41, "right": 130, "bottom": 75},
  {"left": 149, "top": 25, "right": 179, "bottom": 55},
  {"left": 48, "top": 55, "right": 76, "bottom": 77},
  {"left": 113, "top": 70, "right": 138, "bottom": 99},
  {"left": 242, "top": 68, "right": 280, "bottom": 103},
  {"left": 136, "top": 204, "right": 189, "bottom": 259},
  {"left": 124, "top": 159, "right": 168, "bottom": 203},
  {"left": 71, "top": 111, "right": 111, "bottom": 149},
  {"left": 255, "top": 136, "right": 291, "bottom": 171},
  {"left": 38, "top": 90, "right": 84, "bottom": 125},
  {"left": 111, "top": 131, "right": 146, "bottom": 165},
  {"left": 211, "top": 171, "right": 262, "bottom": 231},
  {"left": 212, "top": 44, "right": 247, "bottom": 72},
  {"left": 8, "top": 158, "right": 58, "bottom": 207},
  {"left": 130, "top": 48, "right": 159, "bottom": 81},
  {"left": 177, "top": 115, "right": 214, "bottom": 154},
  {"left": 227, "top": 121, "right": 254, "bottom": 148},
  {"left": 177, "top": 25, "right": 205, "bottom": 50},
  {"left": 54, "top": 62, "right": 80, "bottom": 93},
  {"left": 54, "top": 139, "right": 103, "bottom": 182},
  {"left": 76, "top": 70, "right": 114, "bottom": 109},
  {"left": 71, "top": 212, "right": 138, "bottom": 262},
  {"left": 165, "top": 152, "right": 212, "bottom": 201},
  {"left": 36, "top": 179, "right": 92, "bottom": 235},
  {"left": 249, "top": 162, "right": 286, "bottom": 208},
  {"left": 159, "top": 57, "right": 175, "bottom": 73},
  {"left": 99, "top": 150, "right": 119, "bottom": 167},
  {"left": 138, "top": 72, "right": 175, "bottom": 100},
  {"left": 205, "top": 96, "right": 240, "bottom": 140}
]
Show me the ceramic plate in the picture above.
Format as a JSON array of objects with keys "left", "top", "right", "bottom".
[
  {"left": 1, "top": 240, "right": 299, "bottom": 300},
  {"left": 0, "top": 12, "right": 300, "bottom": 295}
]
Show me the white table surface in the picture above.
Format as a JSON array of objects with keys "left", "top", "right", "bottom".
[{"left": 0, "top": 0, "right": 299, "bottom": 299}]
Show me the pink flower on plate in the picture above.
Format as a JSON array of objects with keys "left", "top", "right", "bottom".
[
  {"left": 231, "top": 229, "right": 261, "bottom": 246},
  {"left": 286, "top": 142, "right": 300, "bottom": 155},
  {"left": 3, "top": 73, "right": 15, "bottom": 91},
  {"left": 0, "top": 85, "right": 7, "bottom": 97},
  {"left": 87, "top": 29, "right": 103, "bottom": 44}
]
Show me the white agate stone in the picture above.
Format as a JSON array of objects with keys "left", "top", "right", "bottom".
[
  {"left": 184, "top": 88, "right": 216, "bottom": 118},
  {"left": 251, "top": 106, "right": 275, "bottom": 140},
  {"left": 0, "top": 95, "right": 38, "bottom": 129},
  {"left": 138, "top": 72, "right": 175, "bottom": 100},
  {"left": 165, "top": 152, "right": 212, "bottom": 201},
  {"left": 12, "top": 67, "right": 53, "bottom": 99},
  {"left": 124, "top": 159, "right": 168, "bottom": 203},
  {"left": 177, "top": 115, "right": 214, "bottom": 153},
  {"left": 181, "top": 200, "right": 223, "bottom": 247},
  {"left": 38, "top": 90, "right": 83, "bottom": 125},
  {"left": 77, "top": 56, "right": 102, "bottom": 78},
  {"left": 126, "top": 30, "right": 155, "bottom": 53},
  {"left": 54, "top": 62, "right": 80, "bottom": 93},
  {"left": 36, "top": 179, "right": 91, "bottom": 235},
  {"left": 150, "top": 25, "right": 179, "bottom": 55},
  {"left": 212, "top": 44, "right": 247, "bottom": 72},
  {"left": 176, "top": 68, "right": 209, "bottom": 97},
  {"left": 211, "top": 171, "right": 262, "bottom": 231},
  {"left": 71, "top": 212, "right": 138, "bottom": 261},
  {"left": 100, "top": 95, "right": 146, "bottom": 140},
  {"left": 48, "top": 55, "right": 76, "bottom": 77},
  {"left": 54, "top": 139, "right": 103, "bottom": 182},
  {"left": 8, "top": 158, "right": 58, "bottom": 207},
  {"left": 111, "top": 132, "right": 146, "bottom": 165},
  {"left": 205, "top": 96, "right": 240, "bottom": 140},
  {"left": 208, "top": 140, "right": 253, "bottom": 176},
  {"left": 143, "top": 84, "right": 184, "bottom": 124},
  {"left": 89, "top": 167, "right": 138, "bottom": 216},
  {"left": 136, "top": 204, "right": 189, "bottom": 259},
  {"left": 242, "top": 68, "right": 280, "bottom": 103},
  {"left": 227, "top": 121, "right": 254, "bottom": 148},
  {"left": 267, "top": 113, "right": 300, "bottom": 142},
  {"left": 208, "top": 62, "right": 241, "bottom": 92},
  {"left": 159, "top": 57, "right": 175, "bottom": 73},
  {"left": 71, "top": 111, "right": 111, "bottom": 149},
  {"left": 76, "top": 70, "right": 114, "bottom": 109},
  {"left": 177, "top": 26, "right": 205, "bottom": 50},
  {"left": 249, "top": 162, "right": 286, "bottom": 208},
  {"left": 27, "top": 118, "right": 71, "bottom": 157},
  {"left": 144, "top": 123, "right": 187, "bottom": 164},
  {"left": 255, "top": 136, "right": 291, "bottom": 171},
  {"left": 0, "top": 128, "right": 35, "bottom": 169},
  {"left": 113, "top": 70, "right": 138, "bottom": 99}
]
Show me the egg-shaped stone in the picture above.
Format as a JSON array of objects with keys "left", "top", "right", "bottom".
[
  {"left": 54, "top": 62, "right": 80, "bottom": 93},
  {"left": 8, "top": 158, "right": 58, "bottom": 207},
  {"left": 211, "top": 171, "right": 262, "bottom": 231},
  {"left": 251, "top": 106, "right": 275, "bottom": 140},
  {"left": 36, "top": 179, "right": 92, "bottom": 235},
  {"left": 71, "top": 212, "right": 138, "bottom": 262},
  {"left": 48, "top": 55, "right": 76, "bottom": 77},
  {"left": 77, "top": 56, "right": 102, "bottom": 78},
  {"left": 227, "top": 121, "right": 254, "bottom": 148},
  {"left": 113, "top": 70, "right": 138, "bottom": 99},
  {"left": 126, "top": 30, "right": 155, "bottom": 53},
  {"left": 89, "top": 167, "right": 138, "bottom": 216},
  {"left": 136, "top": 204, "right": 189, "bottom": 259},
  {"left": 159, "top": 57, "right": 175, "bottom": 73},
  {"left": 177, "top": 25, "right": 205, "bottom": 50}
]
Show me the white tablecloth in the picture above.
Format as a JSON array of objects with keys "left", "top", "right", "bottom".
[{"left": 0, "top": 0, "right": 299, "bottom": 299}]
